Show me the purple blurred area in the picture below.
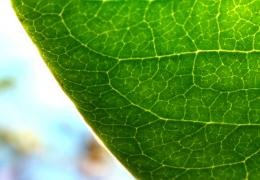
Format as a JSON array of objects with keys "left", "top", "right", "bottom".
[{"left": 0, "top": 0, "right": 132, "bottom": 179}]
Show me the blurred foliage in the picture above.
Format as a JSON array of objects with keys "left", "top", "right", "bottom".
[
  {"left": 0, "top": 129, "right": 40, "bottom": 154},
  {"left": 0, "top": 78, "right": 15, "bottom": 91}
]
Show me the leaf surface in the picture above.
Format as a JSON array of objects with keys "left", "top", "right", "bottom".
[{"left": 12, "top": 0, "right": 260, "bottom": 179}]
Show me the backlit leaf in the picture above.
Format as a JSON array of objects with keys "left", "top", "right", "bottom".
[{"left": 12, "top": 0, "right": 260, "bottom": 179}]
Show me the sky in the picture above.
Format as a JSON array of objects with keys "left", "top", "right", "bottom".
[{"left": 0, "top": 0, "right": 132, "bottom": 179}]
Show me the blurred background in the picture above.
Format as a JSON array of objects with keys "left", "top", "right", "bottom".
[{"left": 0, "top": 0, "right": 133, "bottom": 179}]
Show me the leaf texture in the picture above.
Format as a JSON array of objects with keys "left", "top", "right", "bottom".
[{"left": 12, "top": 0, "right": 260, "bottom": 179}]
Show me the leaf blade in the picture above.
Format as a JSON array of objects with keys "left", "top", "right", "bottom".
[{"left": 12, "top": 0, "right": 260, "bottom": 179}]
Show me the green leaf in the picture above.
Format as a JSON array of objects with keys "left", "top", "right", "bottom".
[{"left": 11, "top": 0, "right": 260, "bottom": 179}]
